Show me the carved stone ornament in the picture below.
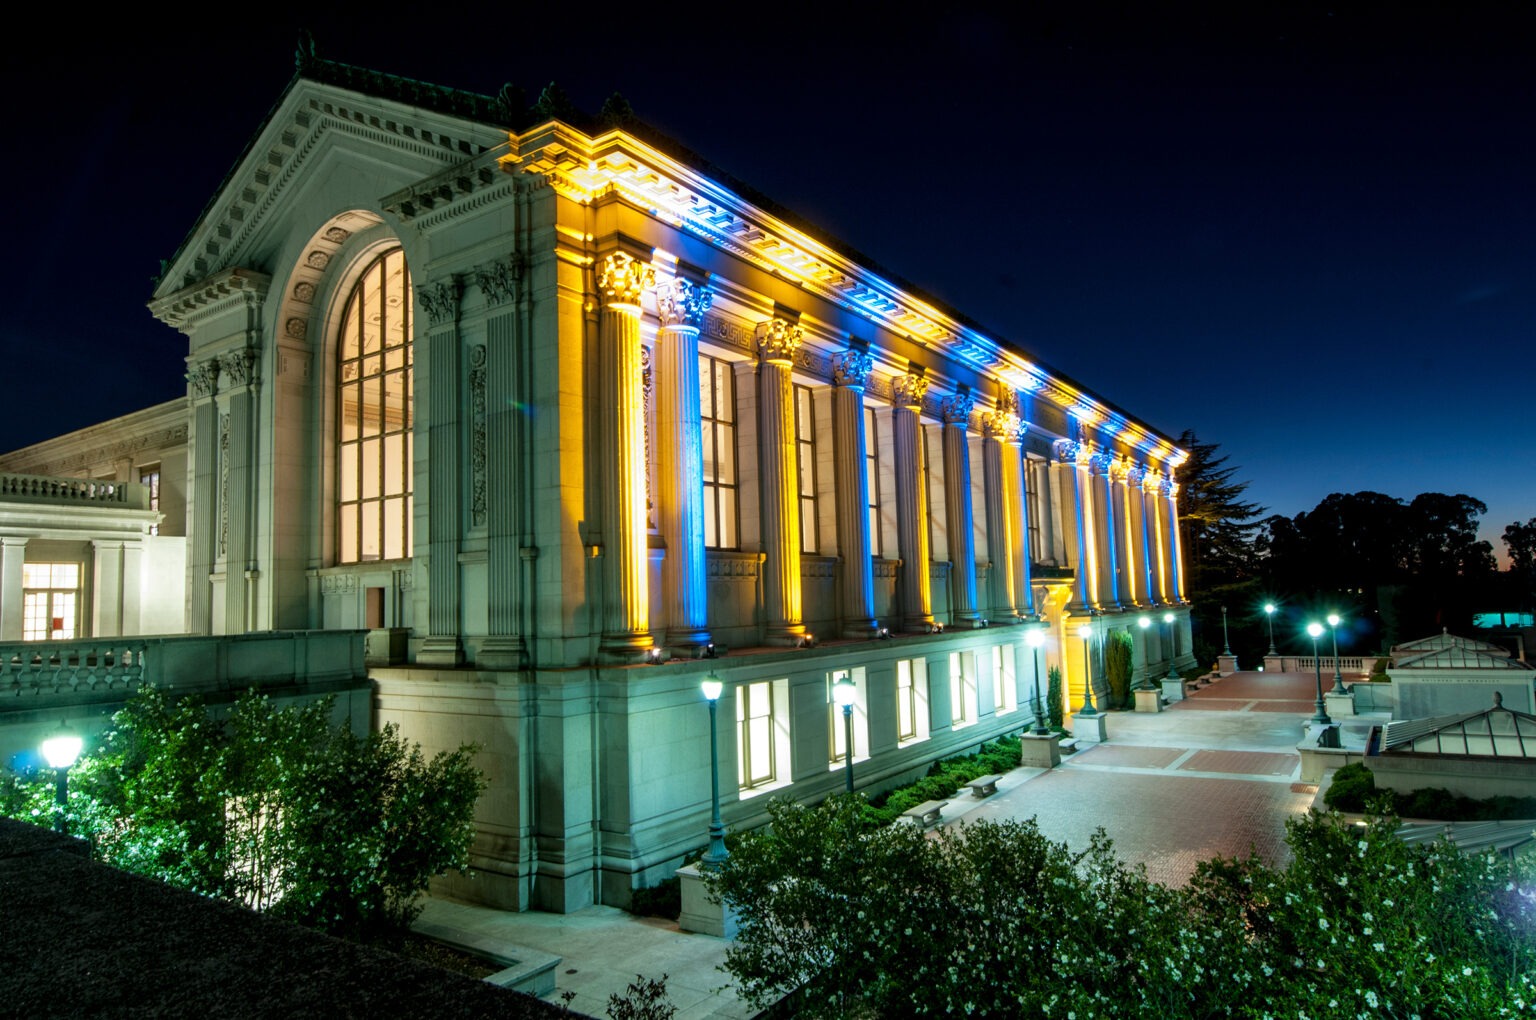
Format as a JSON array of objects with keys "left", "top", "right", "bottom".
[
  {"left": 1109, "top": 457, "right": 1131, "bottom": 482},
  {"left": 655, "top": 278, "right": 712, "bottom": 329},
  {"left": 1088, "top": 452, "right": 1114, "bottom": 476},
  {"left": 416, "top": 278, "right": 461, "bottom": 327},
  {"left": 940, "top": 392, "right": 974, "bottom": 427},
  {"left": 1126, "top": 463, "right": 1148, "bottom": 486},
  {"left": 1052, "top": 439, "right": 1081, "bottom": 465},
  {"left": 285, "top": 317, "right": 308, "bottom": 341},
  {"left": 292, "top": 281, "right": 316, "bottom": 303},
  {"left": 982, "top": 408, "right": 1022, "bottom": 441},
  {"left": 597, "top": 251, "right": 654, "bottom": 307},
  {"left": 994, "top": 385, "right": 1020, "bottom": 419},
  {"left": 322, "top": 226, "right": 351, "bottom": 245},
  {"left": 469, "top": 345, "right": 487, "bottom": 527},
  {"left": 1161, "top": 477, "right": 1179, "bottom": 499},
  {"left": 187, "top": 359, "right": 220, "bottom": 399},
  {"left": 474, "top": 254, "right": 524, "bottom": 307},
  {"left": 305, "top": 250, "right": 331, "bottom": 270},
  {"left": 891, "top": 372, "right": 929, "bottom": 409},
  {"left": 831, "top": 349, "right": 872, "bottom": 389},
  {"left": 220, "top": 348, "right": 259, "bottom": 389},
  {"left": 218, "top": 413, "right": 231, "bottom": 558},
  {"left": 754, "top": 317, "right": 802, "bottom": 364}
]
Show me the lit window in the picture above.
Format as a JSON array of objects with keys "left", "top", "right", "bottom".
[
  {"left": 22, "top": 563, "right": 80, "bottom": 641},
  {"left": 338, "top": 249, "right": 413, "bottom": 564},
  {"left": 826, "top": 668, "right": 868, "bottom": 766},
  {"left": 737, "top": 680, "right": 777, "bottom": 790},
  {"left": 948, "top": 650, "right": 978, "bottom": 729},
  {"left": 864, "top": 406, "right": 882, "bottom": 558},
  {"left": 699, "top": 354, "right": 738, "bottom": 549},
  {"left": 896, "top": 658, "right": 930, "bottom": 746},
  {"left": 1026, "top": 457, "right": 1045, "bottom": 564},
  {"left": 992, "top": 644, "right": 1018, "bottom": 715},
  {"left": 794, "top": 384, "right": 818, "bottom": 554},
  {"left": 139, "top": 465, "right": 161, "bottom": 536}
]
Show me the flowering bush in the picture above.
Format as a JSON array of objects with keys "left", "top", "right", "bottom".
[{"left": 711, "top": 798, "right": 1536, "bottom": 1017}]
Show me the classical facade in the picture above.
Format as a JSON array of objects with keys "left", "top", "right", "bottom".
[{"left": 7, "top": 55, "right": 1196, "bottom": 912}]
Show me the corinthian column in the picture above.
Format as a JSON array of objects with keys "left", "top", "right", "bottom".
[
  {"left": 941, "top": 390, "right": 981, "bottom": 627},
  {"left": 1110, "top": 459, "right": 1140, "bottom": 607},
  {"left": 892, "top": 372, "right": 934, "bottom": 632},
  {"left": 597, "top": 252, "right": 654, "bottom": 657},
  {"left": 755, "top": 318, "right": 805, "bottom": 646},
  {"left": 655, "top": 278, "right": 713, "bottom": 648},
  {"left": 981, "top": 400, "right": 1017, "bottom": 620},
  {"left": 831, "top": 349, "right": 878, "bottom": 638},
  {"left": 1088, "top": 451, "right": 1119, "bottom": 609},
  {"left": 1127, "top": 464, "right": 1155, "bottom": 606},
  {"left": 1007, "top": 425, "right": 1035, "bottom": 616},
  {"left": 1166, "top": 477, "right": 1187, "bottom": 602},
  {"left": 1053, "top": 439, "right": 1093, "bottom": 612},
  {"left": 417, "top": 276, "right": 465, "bottom": 665}
]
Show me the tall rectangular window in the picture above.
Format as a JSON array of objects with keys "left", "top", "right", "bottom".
[
  {"left": 139, "top": 465, "right": 161, "bottom": 536},
  {"left": 1026, "top": 457, "right": 1045, "bottom": 565},
  {"left": 948, "top": 650, "right": 978, "bottom": 729},
  {"left": 22, "top": 563, "right": 80, "bottom": 641},
  {"left": 700, "top": 354, "right": 738, "bottom": 549},
  {"left": 794, "top": 384, "right": 818, "bottom": 554},
  {"left": 896, "top": 659, "right": 919, "bottom": 742},
  {"left": 826, "top": 668, "right": 868, "bottom": 766},
  {"left": 992, "top": 644, "right": 1018, "bottom": 715},
  {"left": 736, "top": 680, "right": 776, "bottom": 789},
  {"left": 864, "top": 406, "right": 882, "bottom": 557}
]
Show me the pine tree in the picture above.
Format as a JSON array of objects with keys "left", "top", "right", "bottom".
[{"left": 1175, "top": 429, "right": 1264, "bottom": 586}]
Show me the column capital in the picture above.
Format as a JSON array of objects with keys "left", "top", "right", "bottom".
[
  {"left": 1161, "top": 477, "right": 1179, "bottom": 498},
  {"left": 1088, "top": 452, "right": 1114, "bottom": 476},
  {"left": 940, "top": 391, "right": 974, "bottom": 427},
  {"left": 656, "top": 278, "right": 712, "bottom": 329},
  {"left": 1126, "top": 463, "right": 1148, "bottom": 486},
  {"left": 473, "top": 254, "right": 524, "bottom": 307},
  {"left": 219, "top": 348, "right": 259, "bottom": 390},
  {"left": 891, "top": 371, "right": 928, "bottom": 409},
  {"left": 831, "top": 349, "right": 873, "bottom": 389},
  {"left": 187, "top": 358, "right": 220, "bottom": 399},
  {"left": 416, "top": 276, "right": 462, "bottom": 326},
  {"left": 1053, "top": 438, "right": 1086, "bottom": 465},
  {"left": 982, "top": 389, "right": 1023, "bottom": 440},
  {"left": 754, "top": 317, "right": 802, "bottom": 364},
  {"left": 598, "top": 251, "right": 654, "bottom": 309},
  {"left": 1108, "top": 457, "right": 1131, "bottom": 483}
]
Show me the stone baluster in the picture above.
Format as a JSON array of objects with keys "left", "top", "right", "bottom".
[
  {"left": 892, "top": 372, "right": 934, "bottom": 631},
  {"left": 830, "top": 349, "right": 878, "bottom": 637}
]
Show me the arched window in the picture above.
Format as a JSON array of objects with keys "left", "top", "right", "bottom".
[{"left": 337, "top": 249, "right": 413, "bottom": 563}]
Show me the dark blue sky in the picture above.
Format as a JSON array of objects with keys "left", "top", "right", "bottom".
[{"left": 3, "top": 6, "right": 1531, "bottom": 557}]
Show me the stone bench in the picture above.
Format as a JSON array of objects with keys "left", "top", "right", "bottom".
[
  {"left": 899, "top": 799, "right": 948, "bottom": 829},
  {"left": 1058, "top": 737, "right": 1080, "bottom": 754},
  {"left": 964, "top": 774, "right": 1002, "bottom": 798}
]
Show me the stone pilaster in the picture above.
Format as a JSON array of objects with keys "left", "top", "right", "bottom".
[
  {"left": 476, "top": 255, "right": 527, "bottom": 669},
  {"left": 655, "top": 278, "right": 713, "bottom": 647},
  {"left": 0, "top": 537, "right": 28, "bottom": 641},
  {"left": 940, "top": 391, "right": 980, "bottom": 627},
  {"left": 892, "top": 372, "right": 934, "bottom": 631},
  {"left": 755, "top": 318, "right": 805, "bottom": 645},
  {"left": 980, "top": 401, "right": 1017, "bottom": 620},
  {"left": 186, "top": 357, "right": 219, "bottom": 635},
  {"left": 597, "top": 252, "right": 655, "bottom": 657},
  {"left": 417, "top": 275, "right": 465, "bottom": 665},
  {"left": 219, "top": 347, "right": 260, "bottom": 635},
  {"left": 831, "top": 349, "right": 877, "bottom": 637}
]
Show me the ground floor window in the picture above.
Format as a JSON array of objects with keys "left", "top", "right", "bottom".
[
  {"left": 736, "top": 679, "right": 790, "bottom": 795},
  {"left": 23, "top": 562, "right": 81, "bottom": 641},
  {"left": 896, "top": 658, "right": 929, "bottom": 745},
  {"left": 826, "top": 668, "right": 869, "bottom": 767},
  {"left": 992, "top": 644, "right": 1018, "bottom": 715},
  {"left": 948, "top": 650, "right": 978, "bottom": 729}
]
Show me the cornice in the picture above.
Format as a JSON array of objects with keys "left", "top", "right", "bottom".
[
  {"left": 149, "top": 268, "right": 272, "bottom": 332},
  {"left": 0, "top": 399, "right": 188, "bottom": 472}
]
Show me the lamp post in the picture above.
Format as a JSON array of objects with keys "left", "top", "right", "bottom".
[
  {"left": 40, "top": 722, "right": 83, "bottom": 835},
  {"left": 1220, "top": 605, "right": 1232, "bottom": 656},
  {"left": 1076, "top": 622, "right": 1099, "bottom": 717},
  {"left": 1162, "top": 611, "right": 1179, "bottom": 680},
  {"left": 1263, "top": 603, "right": 1277, "bottom": 655},
  {"left": 1025, "top": 628, "right": 1049, "bottom": 734},
  {"left": 699, "top": 674, "right": 729, "bottom": 866},
  {"left": 1307, "top": 623, "right": 1331, "bottom": 725},
  {"left": 832, "top": 674, "right": 857, "bottom": 793},
  {"left": 1327, "top": 613, "right": 1346, "bottom": 693},
  {"left": 1133, "top": 616, "right": 1155, "bottom": 691}
]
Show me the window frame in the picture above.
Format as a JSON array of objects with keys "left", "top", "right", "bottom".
[
  {"left": 22, "top": 562, "right": 82, "bottom": 641},
  {"left": 699, "top": 352, "right": 740, "bottom": 550}
]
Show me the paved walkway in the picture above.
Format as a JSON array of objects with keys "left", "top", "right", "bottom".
[{"left": 418, "top": 670, "right": 1329, "bottom": 1016}]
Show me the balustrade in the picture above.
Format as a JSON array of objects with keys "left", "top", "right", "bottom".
[{"left": 0, "top": 472, "right": 149, "bottom": 509}]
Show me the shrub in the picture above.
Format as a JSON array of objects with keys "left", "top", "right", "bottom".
[
  {"left": 629, "top": 877, "right": 681, "bottom": 919},
  {"left": 1046, "top": 666, "right": 1064, "bottom": 728},
  {"left": 1105, "top": 630, "right": 1134, "bottom": 708},
  {"left": 1322, "top": 761, "right": 1377, "bottom": 811}
]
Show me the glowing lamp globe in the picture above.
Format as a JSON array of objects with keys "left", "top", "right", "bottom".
[
  {"left": 1264, "top": 603, "right": 1275, "bottom": 615},
  {"left": 1307, "top": 622, "right": 1325, "bottom": 639},
  {"left": 1327, "top": 613, "right": 1341, "bottom": 627},
  {"left": 1138, "top": 616, "right": 1151, "bottom": 629},
  {"left": 1025, "top": 629, "right": 1045, "bottom": 648},
  {"left": 700, "top": 675, "right": 723, "bottom": 702},
  {"left": 41, "top": 728, "right": 82, "bottom": 770},
  {"left": 832, "top": 676, "right": 857, "bottom": 708},
  {"left": 1077, "top": 624, "right": 1093, "bottom": 640},
  {"left": 1163, "top": 612, "right": 1175, "bottom": 624}
]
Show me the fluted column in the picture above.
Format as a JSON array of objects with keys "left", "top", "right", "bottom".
[
  {"left": 598, "top": 252, "right": 654, "bottom": 657},
  {"left": 655, "top": 278, "right": 713, "bottom": 648},
  {"left": 1149, "top": 471, "right": 1173, "bottom": 604},
  {"left": 186, "top": 358, "right": 219, "bottom": 635},
  {"left": 1166, "top": 477, "right": 1187, "bottom": 602},
  {"left": 1110, "top": 460, "right": 1138, "bottom": 607},
  {"left": 1008, "top": 425, "right": 1035, "bottom": 616},
  {"left": 417, "top": 277, "right": 465, "bottom": 665},
  {"left": 1053, "top": 439, "right": 1093, "bottom": 611},
  {"left": 1128, "top": 464, "right": 1157, "bottom": 606},
  {"left": 980, "top": 404, "right": 1016, "bottom": 620},
  {"left": 892, "top": 372, "right": 933, "bottom": 631},
  {"left": 1088, "top": 453, "right": 1119, "bottom": 610},
  {"left": 831, "top": 349, "right": 877, "bottom": 637},
  {"left": 941, "top": 391, "right": 980, "bottom": 627},
  {"left": 219, "top": 348, "right": 259, "bottom": 635},
  {"left": 755, "top": 318, "right": 805, "bottom": 645}
]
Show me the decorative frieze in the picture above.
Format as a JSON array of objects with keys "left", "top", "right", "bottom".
[
  {"left": 891, "top": 372, "right": 929, "bottom": 409},
  {"left": 703, "top": 313, "right": 754, "bottom": 354},
  {"left": 469, "top": 344, "right": 487, "bottom": 528},
  {"left": 416, "top": 278, "right": 461, "bottom": 327},
  {"left": 655, "top": 278, "right": 712, "bottom": 329},
  {"left": 831, "top": 349, "right": 872, "bottom": 389},
  {"left": 754, "top": 318, "right": 802, "bottom": 364},
  {"left": 188, "top": 359, "right": 219, "bottom": 400},
  {"left": 640, "top": 344, "right": 654, "bottom": 529},
  {"left": 217, "top": 412, "right": 231, "bottom": 558},
  {"left": 598, "top": 251, "right": 653, "bottom": 307},
  {"left": 320, "top": 573, "right": 359, "bottom": 595},
  {"left": 219, "top": 349, "right": 259, "bottom": 389}
]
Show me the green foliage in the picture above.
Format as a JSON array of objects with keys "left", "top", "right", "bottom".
[
  {"left": 857, "top": 737, "right": 1021, "bottom": 829},
  {"left": 1323, "top": 762, "right": 1378, "bottom": 811},
  {"left": 713, "top": 800, "right": 1536, "bottom": 1018},
  {"left": 1105, "top": 630, "right": 1133, "bottom": 708},
  {"left": 1371, "top": 656, "right": 1391, "bottom": 677},
  {"left": 1327, "top": 764, "right": 1536, "bottom": 821},
  {"left": 0, "top": 687, "right": 484, "bottom": 936},
  {"left": 605, "top": 974, "right": 676, "bottom": 1020},
  {"left": 1046, "top": 666, "right": 1063, "bottom": 728},
  {"left": 629, "top": 877, "right": 681, "bottom": 920}
]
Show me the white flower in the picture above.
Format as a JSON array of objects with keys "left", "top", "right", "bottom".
[
  {"left": 1463, "top": 966, "right": 1474, "bottom": 977},
  {"left": 1373, "top": 942, "right": 1384, "bottom": 952},
  {"left": 1319, "top": 917, "right": 1330, "bottom": 931},
  {"left": 1366, "top": 990, "right": 1379, "bottom": 1008}
]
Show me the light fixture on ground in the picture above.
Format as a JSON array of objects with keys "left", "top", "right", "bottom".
[
  {"left": 40, "top": 721, "right": 83, "bottom": 835},
  {"left": 699, "top": 673, "right": 729, "bottom": 866},
  {"left": 832, "top": 673, "right": 857, "bottom": 793},
  {"left": 1076, "top": 622, "right": 1099, "bottom": 717},
  {"left": 1221, "top": 605, "right": 1232, "bottom": 656},
  {"left": 1025, "top": 628, "right": 1050, "bottom": 734},
  {"left": 1162, "top": 611, "right": 1179, "bottom": 680},
  {"left": 1326, "top": 613, "right": 1346, "bottom": 693},
  {"left": 1307, "top": 623, "right": 1332, "bottom": 725},
  {"left": 1263, "top": 603, "right": 1277, "bottom": 655}
]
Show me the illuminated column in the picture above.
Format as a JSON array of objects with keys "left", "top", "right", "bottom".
[
  {"left": 755, "top": 318, "right": 805, "bottom": 645},
  {"left": 1111, "top": 459, "right": 1139, "bottom": 607},
  {"left": 941, "top": 390, "right": 981, "bottom": 627},
  {"left": 1128, "top": 464, "right": 1157, "bottom": 606},
  {"left": 417, "top": 276, "right": 465, "bottom": 665},
  {"left": 597, "top": 252, "right": 655, "bottom": 657},
  {"left": 831, "top": 349, "right": 878, "bottom": 637},
  {"left": 1149, "top": 471, "right": 1173, "bottom": 604},
  {"left": 478, "top": 255, "right": 527, "bottom": 669},
  {"left": 1166, "top": 477, "right": 1187, "bottom": 602},
  {"left": 655, "top": 278, "right": 713, "bottom": 648},
  {"left": 892, "top": 372, "right": 934, "bottom": 631},
  {"left": 981, "top": 393, "right": 1020, "bottom": 619},
  {"left": 1008, "top": 428, "right": 1035, "bottom": 616},
  {"left": 1089, "top": 453, "right": 1119, "bottom": 609},
  {"left": 1052, "top": 439, "right": 1094, "bottom": 611},
  {"left": 186, "top": 358, "right": 219, "bottom": 635},
  {"left": 1034, "top": 456, "right": 1059, "bottom": 566}
]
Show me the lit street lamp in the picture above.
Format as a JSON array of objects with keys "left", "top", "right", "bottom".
[
  {"left": 1220, "top": 605, "right": 1232, "bottom": 656},
  {"left": 1025, "top": 628, "right": 1050, "bottom": 734},
  {"left": 699, "top": 674, "right": 729, "bottom": 866},
  {"left": 1263, "top": 603, "right": 1277, "bottom": 655},
  {"left": 832, "top": 673, "right": 857, "bottom": 793},
  {"left": 1327, "top": 613, "right": 1346, "bottom": 693},
  {"left": 1307, "top": 623, "right": 1332, "bottom": 725},
  {"left": 1076, "top": 622, "right": 1099, "bottom": 717},
  {"left": 1162, "top": 611, "right": 1179, "bottom": 681},
  {"left": 1133, "top": 616, "right": 1156, "bottom": 691},
  {"left": 40, "top": 722, "right": 83, "bottom": 835}
]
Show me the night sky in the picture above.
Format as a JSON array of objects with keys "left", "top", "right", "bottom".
[{"left": 3, "top": 7, "right": 1531, "bottom": 558}]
